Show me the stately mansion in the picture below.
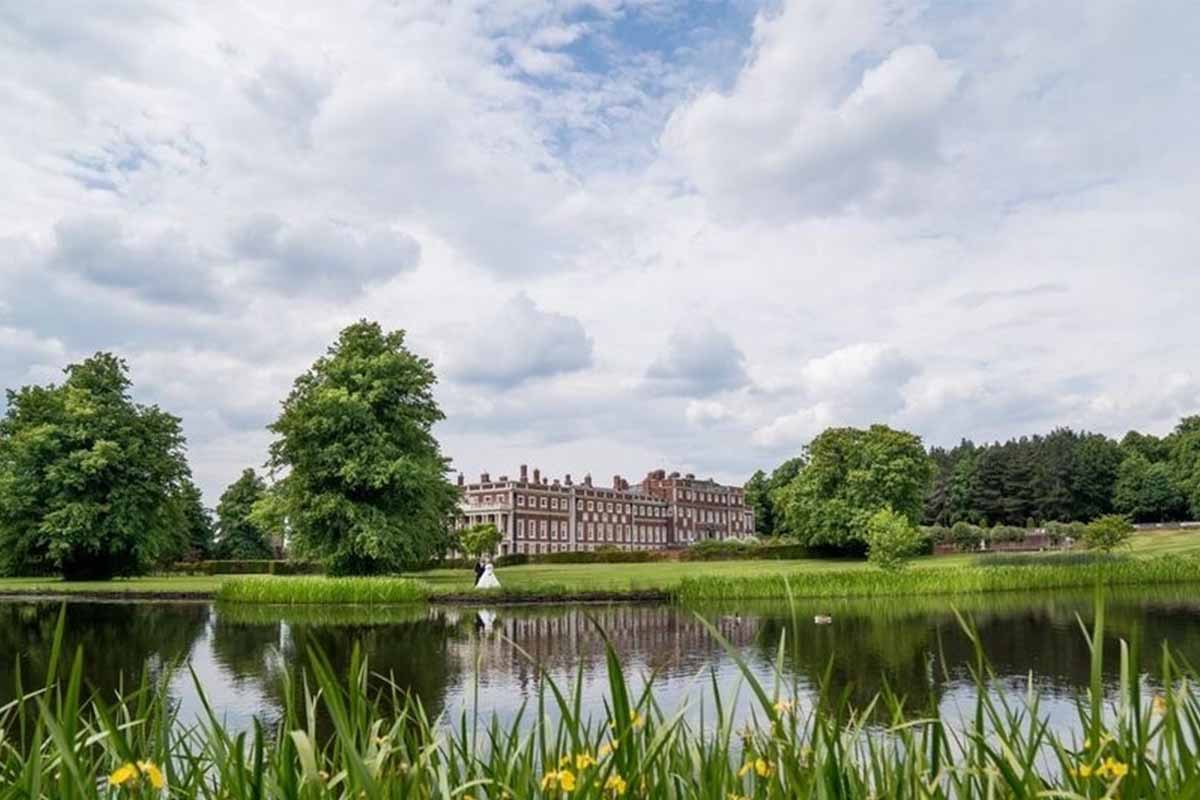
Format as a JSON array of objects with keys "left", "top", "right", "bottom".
[{"left": 455, "top": 465, "right": 755, "bottom": 555}]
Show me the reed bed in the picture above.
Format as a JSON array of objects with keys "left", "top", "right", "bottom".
[
  {"left": 2, "top": 596, "right": 1200, "bottom": 798},
  {"left": 676, "top": 553, "right": 1200, "bottom": 602},
  {"left": 215, "top": 576, "right": 429, "bottom": 605}
]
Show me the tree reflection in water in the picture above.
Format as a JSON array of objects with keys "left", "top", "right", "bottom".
[{"left": 4, "top": 588, "right": 1200, "bottom": 736}]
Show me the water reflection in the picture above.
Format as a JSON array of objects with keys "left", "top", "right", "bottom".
[{"left": 3, "top": 588, "right": 1200, "bottom": 734}]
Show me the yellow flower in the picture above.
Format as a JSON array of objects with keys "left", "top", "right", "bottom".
[
  {"left": 558, "top": 770, "right": 576, "bottom": 792},
  {"left": 604, "top": 773, "right": 628, "bottom": 797},
  {"left": 598, "top": 741, "right": 617, "bottom": 758},
  {"left": 137, "top": 761, "right": 165, "bottom": 791},
  {"left": 773, "top": 700, "right": 794, "bottom": 715},
  {"left": 754, "top": 758, "right": 773, "bottom": 778},
  {"left": 559, "top": 754, "right": 572, "bottom": 768},
  {"left": 1076, "top": 764, "right": 1094, "bottom": 779},
  {"left": 631, "top": 711, "right": 645, "bottom": 729},
  {"left": 728, "top": 795, "right": 751, "bottom": 800},
  {"left": 108, "top": 763, "right": 139, "bottom": 787},
  {"left": 737, "top": 761, "right": 753, "bottom": 778},
  {"left": 1153, "top": 694, "right": 1168, "bottom": 715},
  {"left": 1100, "top": 757, "right": 1129, "bottom": 779},
  {"left": 575, "top": 753, "right": 597, "bottom": 770},
  {"left": 541, "top": 771, "right": 560, "bottom": 791},
  {"left": 108, "top": 761, "right": 164, "bottom": 791}
]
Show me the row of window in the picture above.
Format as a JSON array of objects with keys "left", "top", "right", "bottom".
[
  {"left": 515, "top": 519, "right": 666, "bottom": 545},
  {"left": 678, "top": 489, "right": 743, "bottom": 506},
  {"left": 514, "top": 541, "right": 663, "bottom": 555},
  {"left": 514, "top": 494, "right": 668, "bottom": 517}
]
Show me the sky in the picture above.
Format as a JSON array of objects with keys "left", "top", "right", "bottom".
[{"left": 1, "top": 0, "right": 1198, "bottom": 503}]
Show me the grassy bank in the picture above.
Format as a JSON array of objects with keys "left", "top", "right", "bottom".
[
  {"left": 1, "top": 528, "right": 1197, "bottom": 604},
  {"left": 677, "top": 552, "right": 1200, "bottom": 602},
  {"left": 1, "top": 600, "right": 1194, "bottom": 798}
]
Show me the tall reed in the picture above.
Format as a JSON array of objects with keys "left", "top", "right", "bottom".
[
  {"left": 1, "top": 595, "right": 1195, "bottom": 797},
  {"left": 676, "top": 553, "right": 1200, "bottom": 601},
  {"left": 216, "top": 576, "right": 429, "bottom": 605}
]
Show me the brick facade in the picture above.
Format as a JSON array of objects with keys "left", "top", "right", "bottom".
[{"left": 456, "top": 465, "right": 754, "bottom": 555}]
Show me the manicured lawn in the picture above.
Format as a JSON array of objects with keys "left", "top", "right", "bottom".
[
  {"left": 0, "top": 575, "right": 224, "bottom": 595},
  {"left": 409, "top": 553, "right": 979, "bottom": 593}
]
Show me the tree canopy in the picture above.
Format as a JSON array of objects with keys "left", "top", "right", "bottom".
[
  {"left": 777, "top": 425, "right": 934, "bottom": 551},
  {"left": 214, "top": 469, "right": 275, "bottom": 560},
  {"left": 0, "top": 353, "right": 191, "bottom": 579},
  {"left": 263, "top": 320, "right": 460, "bottom": 575}
]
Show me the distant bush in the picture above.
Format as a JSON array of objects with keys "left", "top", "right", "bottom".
[
  {"left": 866, "top": 507, "right": 923, "bottom": 572},
  {"left": 679, "top": 540, "right": 810, "bottom": 561},
  {"left": 1084, "top": 514, "right": 1135, "bottom": 553},
  {"left": 951, "top": 521, "right": 984, "bottom": 551},
  {"left": 990, "top": 525, "right": 1027, "bottom": 544}
]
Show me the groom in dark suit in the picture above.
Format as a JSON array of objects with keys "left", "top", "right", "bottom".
[{"left": 474, "top": 558, "right": 486, "bottom": 586}]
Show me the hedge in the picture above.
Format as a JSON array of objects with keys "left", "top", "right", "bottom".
[{"left": 171, "top": 560, "right": 324, "bottom": 575}]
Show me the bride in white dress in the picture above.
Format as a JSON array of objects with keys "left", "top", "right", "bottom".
[{"left": 475, "top": 562, "right": 501, "bottom": 589}]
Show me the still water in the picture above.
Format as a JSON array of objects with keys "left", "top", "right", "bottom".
[{"left": 3, "top": 588, "right": 1200, "bottom": 734}]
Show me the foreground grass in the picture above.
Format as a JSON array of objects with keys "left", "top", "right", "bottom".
[{"left": 1, "top": 598, "right": 1195, "bottom": 798}]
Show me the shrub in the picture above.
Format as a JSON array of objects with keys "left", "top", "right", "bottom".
[
  {"left": 866, "top": 507, "right": 923, "bottom": 572},
  {"left": 1084, "top": 514, "right": 1135, "bottom": 553},
  {"left": 990, "top": 525, "right": 1027, "bottom": 543},
  {"left": 922, "top": 525, "right": 950, "bottom": 544},
  {"left": 950, "top": 521, "right": 983, "bottom": 551}
]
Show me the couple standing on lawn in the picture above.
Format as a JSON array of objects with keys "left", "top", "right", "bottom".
[{"left": 473, "top": 557, "right": 501, "bottom": 589}]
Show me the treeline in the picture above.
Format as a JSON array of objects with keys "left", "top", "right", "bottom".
[
  {"left": 747, "top": 418, "right": 1200, "bottom": 546},
  {"left": 0, "top": 320, "right": 459, "bottom": 580},
  {"left": 926, "top": 421, "right": 1200, "bottom": 526}
]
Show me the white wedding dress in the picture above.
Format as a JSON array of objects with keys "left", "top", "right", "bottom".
[{"left": 475, "top": 564, "right": 501, "bottom": 589}]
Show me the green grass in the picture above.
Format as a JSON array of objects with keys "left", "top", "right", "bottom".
[
  {"left": 216, "top": 576, "right": 429, "bottom": 605},
  {"left": 0, "top": 575, "right": 223, "bottom": 595},
  {"left": 2, "top": 596, "right": 1197, "bottom": 798},
  {"left": 678, "top": 553, "right": 1200, "bottom": 602}
]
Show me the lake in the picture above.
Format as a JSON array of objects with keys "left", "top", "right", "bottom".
[{"left": 3, "top": 587, "right": 1200, "bottom": 735}]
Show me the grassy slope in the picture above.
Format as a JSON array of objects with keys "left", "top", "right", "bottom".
[{"left": 0, "top": 528, "right": 1194, "bottom": 599}]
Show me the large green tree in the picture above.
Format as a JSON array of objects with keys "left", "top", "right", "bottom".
[
  {"left": 214, "top": 469, "right": 275, "bottom": 560},
  {"left": 0, "top": 353, "right": 190, "bottom": 579},
  {"left": 160, "top": 478, "right": 215, "bottom": 563},
  {"left": 1168, "top": 416, "right": 1200, "bottom": 518},
  {"left": 264, "top": 320, "right": 460, "bottom": 575},
  {"left": 778, "top": 425, "right": 934, "bottom": 552},
  {"left": 1113, "top": 453, "right": 1187, "bottom": 522}
]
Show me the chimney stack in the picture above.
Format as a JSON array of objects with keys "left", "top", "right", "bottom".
[
  {"left": 457, "top": 473, "right": 464, "bottom": 487},
  {"left": 533, "top": 468, "right": 540, "bottom": 484},
  {"left": 565, "top": 473, "right": 572, "bottom": 485},
  {"left": 613, "top": 474, "right": 621, "bottom": 490},
  {"left": 520, "top": 464, "right": 528, "bottom": 482},
  {"left": 583, "top": 473, "right": 593, "bottom": 487},
  {"left": 481, "top": 472, "right": 490, "bottom": 483}
]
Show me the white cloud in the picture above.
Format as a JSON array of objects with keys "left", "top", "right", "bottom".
[
  {"left": 447, "top": 293, "right": 594, "bottom": 389},
  {"left": 644, "top": 322, "right": 750, "bottom": 397},
  {"left": 662, "top": 1, "right": 962, "bottom": 218},
  {"left": 2, "top": 0, "right": 1199, "bottom": 502},
  {"left": 229, "top": 213, "right": 421, "bottom": 298},
  {"left": 685, "top": 399, "right": 732, "bottom": 427}
]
